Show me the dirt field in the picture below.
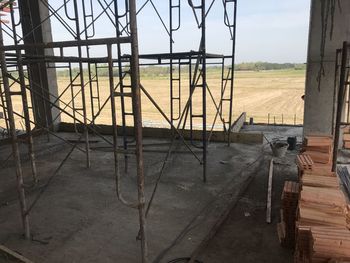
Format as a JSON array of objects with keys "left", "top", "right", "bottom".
[
  {"left": 2, "top": 69, "right": 305, "bottom": 131},
  {"left": 232, "top": 70, "right": 305, "bottom": 125}
]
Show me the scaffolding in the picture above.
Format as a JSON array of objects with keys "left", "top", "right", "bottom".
[
  {"left": 333, "top": 42, "right": 350, "bottom": 171},
  {"left": 0, "top": 0, "right": 237, "bottom": 262}
]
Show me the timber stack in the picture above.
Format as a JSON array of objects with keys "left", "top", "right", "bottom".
[
  {"left": 278, "top": 181, "right": 299, "bottom": 248},
  {"left": 342, "top": 126, "right": 350, "bottom": 150},
  {"left": 282, "top": 135, "right": 350, "bottom": 262}
]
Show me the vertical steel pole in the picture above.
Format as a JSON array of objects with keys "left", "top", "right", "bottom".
[
  {"left": 107, "top": 43, "right": 121, "bottom": 199},
  {"left": 228, "top": 0, "right": 237, "bottom": 146},
  {"left": 114, "top": 0, "right": 129, "bottom": 173},
  {"left": 10, "top": 4, "right": 38, "bottom": 183},
  {"left": 81, "top": 0, "right": 96, "bottom": 126},
  {"left": 333, "top": 42, "right": 348, "bottom": 172},
  {"left": 129, "top": 0, "right": 148, "bottom": 262},
  {"left": 201, "top": 0, "right": 207, "bottom": 183},
  {"left": 169, "top": 0, "right": 174, "bottom": 130},
  {"left": 189, "top": 57, "right": 193, "bottom": 141},
  {"left": 332, "top": 50, "right": 341, "bottom": 134},
  {"left": 73, "top": 0, "right": 90, "bottom": 168},
  {"left": 0, "top": 22, "right": 30, "bottom": 239}
]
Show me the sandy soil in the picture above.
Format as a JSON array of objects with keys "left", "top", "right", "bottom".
[{"left": 1, "top": 69, "right": 305, "bottom": 131}]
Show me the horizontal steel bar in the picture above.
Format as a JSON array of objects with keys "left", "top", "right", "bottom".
[{"left": 0, "top": 36, "right": 131, "bottom": 51}]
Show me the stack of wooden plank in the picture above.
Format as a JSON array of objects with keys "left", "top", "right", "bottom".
[
  {"left": 298, "top": 186, "right": 347, "bottom": 228},
  {"left": 297, "top": 154, "right": 314, "bottom": 172},
  {"left": 296, "top": 154, "right": 335, "bottom": 178},
  {"left": 301, "top": 172, "right": 339, "bottom": 189},
  {"left": 295, "top": 226, "right": 350, "bottom": 262},
  {"left": 343, "top": 126, "right": 350, "bottom": 149},
  {"left": 301, "top": 135, "right": 333, "bottom": 170},
  {"left": 290, "top": 134, "right": 350, "bottom": 262},
  {"left": 295, "top": 150, "right": 350, "bottom": 262},
  {"left": 296, "top": 135, "right": 335, "bottom": 178},
  {"left": 277, "top": 181, "right": 299, "bottom": 248}
]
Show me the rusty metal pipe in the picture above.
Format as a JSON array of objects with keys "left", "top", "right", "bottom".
[
  {"left": 0, "top": 22, "right": 30, "bottom": 240},
  {"left": 107, "top": 44, "right": 138, "bottom": 209},
  {"left": 129, "top": 0, "right": 148, "bottom": 261}
]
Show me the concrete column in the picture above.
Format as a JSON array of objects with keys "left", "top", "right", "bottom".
[
  {"left": 19, "top": 0, "right": 60, "bottom": 130},
  {"left": 303, "top": 0, "right": 350, "bottom": 135},
  {"left": 38, "top": 0, "right": 60, "bottom": 128}
]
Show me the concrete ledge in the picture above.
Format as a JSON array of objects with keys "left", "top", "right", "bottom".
[
  {"left": 58, "top": 122, "right": 263, "bottom": 144},
  {"left": 231, "top": 112, "right": 246, "bottom": 132}
]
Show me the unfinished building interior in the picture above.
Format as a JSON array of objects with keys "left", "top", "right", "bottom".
[{"left": 1, "top": 0, "right": 350, "bottom": 262}]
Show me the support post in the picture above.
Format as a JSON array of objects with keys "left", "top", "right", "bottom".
[
  {"left": 72, "top": 0, "right": 90, "bottom": 168},
  {"left": 0, "top": 22, "right": 30, "bottom": 240},
  {"left": 10, "top": 4, "right": 38, "bottom": 183},
  {"left": 129, "top": 0, "right": 148, "bottom": 261},
  {"left": 333, "top": 42, "right": 348, "bottom": 171},
  {"left": 201, "top": 0, "right": 207, "bottom": 183}
]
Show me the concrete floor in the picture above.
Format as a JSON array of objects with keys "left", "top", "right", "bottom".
[{"left": 0, "top": 125, "right": 302, "bottom": 263}]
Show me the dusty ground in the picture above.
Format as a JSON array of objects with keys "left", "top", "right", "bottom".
[
  {"left": 0, "top": 125, "right": 302, "bottom": 263},
  {"left": 198, "top": 125, "right": 302, "bottom": 263},
  {"left": 0, "top": 129, "right": 261, "bottom": 262}
]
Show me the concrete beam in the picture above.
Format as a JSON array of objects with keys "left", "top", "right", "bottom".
[
  {"left": 58, "top": 122, "right": 264, "bottom": 144},
  {"left": 304, "top": 0, "right": 350, "bottom": 135}
]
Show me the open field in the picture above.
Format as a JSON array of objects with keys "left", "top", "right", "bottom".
[
  {"left": 2, "top": 69, "right": 305, "bottom": 131},
  {"left": 232, "top": 69, "right": 305, "bottom": 124}
]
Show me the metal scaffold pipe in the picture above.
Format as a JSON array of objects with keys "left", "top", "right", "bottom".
[
  {"left": 129, "top": 0, "right": 148, "bottom": 261},
  {"left": 0, "top": 21, "right": 30, "bottom": 240}
]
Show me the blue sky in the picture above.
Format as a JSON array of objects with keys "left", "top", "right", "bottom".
[
  {"left": 235, "top": 0, "right": 311, "bottom": 63},
  {"left": 135, "top": 0, "right": 311, "bottom": 63},
  {"left": 14, "top": 0, "right": 311, "bottom": 64}
]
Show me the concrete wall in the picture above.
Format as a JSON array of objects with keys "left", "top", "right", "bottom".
[
  {"left": 38, "top": 0, "right": 60, "bottom": 128},
  {"left": 303, "top": 0, "right": 350, "bottom": 135}
]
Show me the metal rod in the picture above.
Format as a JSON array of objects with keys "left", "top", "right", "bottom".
[
  {"left": 227, "top": 0, "right": 237, "bottom": 145},
  {"left": 201, "top": 0, "right": 207, "bottom": 183},
  {"left": 0, "top": 36, "right": 131, "bottom": 51},
  {"left": 69, "top": 0, "right": 90, "bottom": 168},
  {"left": 333, "top": 41, "right": 348, "bottom": 171},
  {"left": 140, "top": 84, "right": 201, "bottom": 163},
  {"left": 0, "top": 21, "right": 30, "bottom": 240},
  {"left": 107, "top": 44, "right": 138, "bottom": 208},
  {"left": 10, "top": 3, "right": 38, "bottom": 183},
  {"left": 115, "top": 0, "right": 130, "bottom": 173},
  {"left": 129, "top": 0, "right": 148, "bottom": 261}
]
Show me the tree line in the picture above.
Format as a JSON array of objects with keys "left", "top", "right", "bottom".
[{"left": 56, "top": 62, "right": 306, "bottom": 78}]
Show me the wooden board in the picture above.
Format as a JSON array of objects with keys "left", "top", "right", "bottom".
[
  {"left": 344, "top": 133, "right": 350, "bottom": 141},
  {"left": 344, "top": 141, "right": 350, "bottom": 149},
  {"left": 302, "top": 151, "right": 331, "bottom": 164},
  {"left": 301, "top": 174, "right": 339, "bottom": 189},
  {"left": 0, "top": 245, "right": 34, "bottom": 263},
  {"left": 266, "top": 158, "right": 274, "bottom": 223}
]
